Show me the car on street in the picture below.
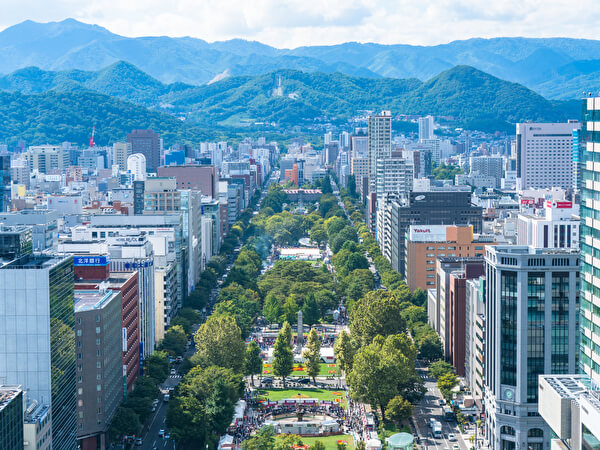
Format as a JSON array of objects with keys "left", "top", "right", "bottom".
[
  {"left": 158, "top": 429, "right": 165, "bottom": 437},
  {"left": 448, "top": 433, "right": 456, "bottom": 441},
  {"left": 135, "top": 438, "right": 143, "bottom": 446},
  {"left": 170, "top": 368, "right": 176, "bottom": 375},
  {"left": 297, "top": 378, "right": 310, "bottom": 384},
  {"left": 453, "top": 445, "right": 459, "bottom": 450}
]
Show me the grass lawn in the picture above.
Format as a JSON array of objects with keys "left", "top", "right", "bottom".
[
  {"left": 263, "top": 362, "right": 340, "bottom": 378},
  {"left": 382, "top": 421, "right": 411, "bottom": 440},
  {"left": 256, "top": 388, "right": 347, "bottom": 408},
  {"left": 300, "top": 434, "right": 355, "bottom": 449}
]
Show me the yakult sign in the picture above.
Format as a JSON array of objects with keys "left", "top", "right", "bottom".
[{"left": 407, "top": 225, "right": 448, "bottom": 242}]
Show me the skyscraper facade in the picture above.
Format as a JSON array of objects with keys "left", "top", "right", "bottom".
[
  {"left": 367, "top": 111, "right": 392, "bottom": 194},
  {"left": 484, "top": 246, "right": 579, "bottom": 449},
  {"left": 0, "top": 255, "right": 77, "bottom": 449},
  {"left": 580, "top": 97, "right": 600, "bottom": 382},
  {"left": 0, "top": 154, "right": 10, "bottom": 213},
  {"left": 127, "top": 129, "right": 160, "bottom": 172},
  {"left": 418, "top": 115, "right": 435, "bottom": 141}
]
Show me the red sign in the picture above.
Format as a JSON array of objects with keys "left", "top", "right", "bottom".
[
  {"left": 521, "top": 198, "right": 535, "bottom": 205},
  {"left": 555, "top": 201, "right": 573, "bottom": 208},
  {"left": 413, "top": 228, "right": 431, "bottom": 233}
]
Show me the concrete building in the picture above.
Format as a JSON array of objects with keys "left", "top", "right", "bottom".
[
  {"left": 368, "top": 111, "right": 392, "bottom": 193},
  {"left": 113, "top": 142, "right": 132, "bottom": 172},
  {"left": 156, "top": 165, "right": 218, "bottom": 198},
  {"left": 516, "top": 121, "right": 581, "bottom": 190},
  {"left": 127, "top": 154, "right": 146, "bottom": 182},
  {"left": 74, "top": 289, "right": 122, "bottom": 449},
  {"left": 0, "top": 385, "right": 24, "bottom": 450},
  {"left": 386, "top": 190, "right": 483, "bottom": 276},
  {"left": 127, "top": 129, "right": 160, "bottom": 172},
  {"left": 25, "top": 145, "right": 70, "bottom": 174},
  {"left": 375, "top": 154, "right": 413, "bottom": 201},
  {"left": 470, "top": 156, "right": 503, "bottom": 188},
  {"left": 24, "top": 402, "right": 51, "bottom": 450},
  {"left": 0, "top": 255, "right": 77, "bottom": 449},
  {"left": 140, "top": 177, "right": 181, "bottom": 215},
  {"left": 484, "top": 246, "right": 580, "bottom": 450},
  {"left": 420, "top": 138, "right": 441, "bottom": 165},
  {"left": 517, "top": 199, "right": 579, "bottom": 249},
  {"left": 0, "top": 224, "right": 33, "bottom": 261},
  {"left": 431, "top": 257, "right": 484, "bottom": 376},
  {"left": 405, "top": 224, "right": 493, "bottom": 291},
  {"left": 418, "top": 115, "right": 435, "bottom": 141},
  {"left": 0, "top": 210, "right": 59, "bottom": 251},
  {"left": 538, "top": 375, "right": 600, "bottom": 450},
  {"left": 465, "top": 277, "right": 485, "bottom": 403}
]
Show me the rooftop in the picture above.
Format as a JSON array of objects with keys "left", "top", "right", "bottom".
[
  {"left": 0, "top": 254, "right": 68, "bottom": 270},
  {"left": 0, "top": 385, "right": 22, "bottom": 412},
  {"left": 74, "top": 289, "right": 117, "bottom": 312}
]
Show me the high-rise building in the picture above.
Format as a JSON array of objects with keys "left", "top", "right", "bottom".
[
  {"left": 0, "top": 255, "right": 77, "bottom": 449},
  {"left": 0, "top": 385, "right": 24, "bottom": 450},
  {"left": 368, "top": 111, "right": 392, "bottom": 193},
  {"left": 484, "top": 245, "right": 579, "bottom": 449},
  {"left": 113, "top": 142, "right": 132, "bottom": 172},
  {"left": 0, "top": 210, "right": 59, "bottom": 251},
  {"left": 157, "top": 165, "right": 218, "bottom": 197},
  {"left": 127, "top": 153, "right": 147, "bottom": 181},
  {"left": 127, "top": 129, "right": 160, "bottom": 172},
  {"left": 516, "top": 121, "right": 581, "bottom": 190},
  {"left": 386, "top": 189, "right": 483, "bottom": 276},
  {"left": 0, "top": 154, "right": 10, "bottom": 213},
  {"left": 351, "top": 132, "right": 368, "bottom": 158},
  {"left": 24, "top": 145, "right": 70, "bottom": 174},
  {"left": 418, "top": 115, "right": 435, "bottom": 141},
  {"left": 516, "top": 199, "right": 579, "bottom": 249},
  {"left": 470, "top": 156, "right": 503, "bottom": 188},
  {"left": 375, "top": 154, "right": 413, "bottom": 200},
  {"left": 74, "top": 289, "right": 122, "bottom": 448}
]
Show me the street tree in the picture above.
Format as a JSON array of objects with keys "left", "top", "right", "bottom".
[
  {"left": 334, "top": 330, "right": 356, "bottom": 374},
  {"left": 109, "top": 407, "right": 141, "bottom": 441},
  {"left": 349, "top": 291, "right": 406, "bottom": 346},
  {"left": 437, "top": 373, "right": 459, "bottom": 401},
  {"left": 145, "top": 351, "right": 169, "bottom": 383},
  {"left": 273, "top": 322, "right": 294, "bottom": 386},
  {"left": 159, "top": 325, "right": 188, "bottom": 356},
  {"left": 386, "top": 395, "right": 414, "bottom": 425},
  {"left": 302, "top": 294, "right": 320, "bottom": 327},
  {"left": 429, "top": 360, "right": 455, "bottom": 380},
  {"left": 244, "top": 340, "right": 263, "bottom": 385},
  {"left": 194, "top": 315, "right": 246, "bottom": 373},
  {"left": 302, "top": 328, "right": 321, "bottom": 384}
]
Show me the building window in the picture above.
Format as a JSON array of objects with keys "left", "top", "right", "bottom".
[
  {"left": 501, "top": 271, "right": 517, "bottom": 386},
  {"left": 528, "top": 428, "right": 544, "bottom": 438},
  {"left": 527, "top": 272, "right": 545, "bottom": 403}
]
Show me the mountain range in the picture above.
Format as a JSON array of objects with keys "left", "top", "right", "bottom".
[
  {"left": 0, "top": 19, "right": 599, "bottom": 99},
  {"left": 0, "top": 62, "right": 580, "bottom": 135}
]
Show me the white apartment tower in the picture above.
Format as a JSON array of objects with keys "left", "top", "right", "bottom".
[
  {"left": 418, "top": 115, "right": 435, "bottom": 141},
  {"left": 113, "top": 142, "right": 132, "bottom": 172},
  {"left": 368, "top": 111, "right": 392, "bottom": 194}
]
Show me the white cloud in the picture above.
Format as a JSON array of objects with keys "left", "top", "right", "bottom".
[{"left": 0, "top": 0, "right": 599, "bottom": 47}]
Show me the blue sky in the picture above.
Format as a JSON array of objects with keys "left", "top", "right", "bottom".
[{"left": 0, "top": 0, "right": 598, "bottom": 48}]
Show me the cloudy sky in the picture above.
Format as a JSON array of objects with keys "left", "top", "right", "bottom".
[{"left": 1, "top": 0, "right": 599, "bottom": 48}]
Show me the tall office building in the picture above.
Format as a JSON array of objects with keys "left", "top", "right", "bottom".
[
  {"left": 580, "top": 97, "right": 600, "bottom": 382},
  {"left": 470, "top": 155, "right": 503, "bottom": 188},
  {"left": 484, "top": 246, "right": 579, "bottom": 449},
  {"left": 516, "top": 121, "right": 581, "bottom": 190},
  {"left": 113, "top": 142, "right": 132, "bottom": 172},
  {"left": 0, "top": 385, "right": 24, "bottom": 450},
  {"left": 157, "top": 165, "right": 218, "bottom": 197},
  {"left": 127, "top": 153, "right": 147, "bottom": 181},
  {"left": 368, "top": 111, "right": 392, "bottom": 193},
  {"left": 0, "top": 154, "right": 10, "bottom": 212},
  {"left": 24, "top": 145, "right": 70, "bottom": 174},
  {"left": 418, "top": 115, "right": 435, "bottom": 141},
  {"left": 127, "top": 129, "right": 160, "bottom": 172},
  {"left": 0, "top": 255, "right": 77, "bottom": 449}
]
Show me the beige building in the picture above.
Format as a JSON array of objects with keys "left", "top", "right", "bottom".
[
  {"left": 405, "top": 224, "right": 494, "bottom": 291},
  {"left": 113, "top": 142, "right": 132, "bottom": 172},
  {"left": 25, "top": 145, "right": 69, "bottom": 174}
]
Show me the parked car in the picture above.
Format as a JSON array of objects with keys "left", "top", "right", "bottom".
[
  {"left": 135, "top": 438, "right": 143, "bottom": 446},
  {"left": 170, "top": 368, "right": 176, "bottom": 375},
  {"left": 448, "top": 433, "right": 456, "bottom": 441},
  {"left": 158, "top": 429, "right": 165, "bottom": 437},
  {"left": 296, "top": 378, "right": 310, "bottom": 384}
]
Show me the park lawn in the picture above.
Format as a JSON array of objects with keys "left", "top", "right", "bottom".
[
  {"left": 263, "top": 362, "right": 339, "bottom": 378},
  {"left": 382, "top": 421, "right": 411, "bottom": 440},
  {"left": 257, "top": 388, "right": 347, "bottom": 408},
  {"left": 300, "top": 434, "right": 355, "bottom": 449}
]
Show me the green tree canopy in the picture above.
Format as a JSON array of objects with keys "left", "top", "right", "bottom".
[
  {"left": 302, "top": 328, "right": 322, "bottom": 383},
  {"left": 244, "top": 340, "right": 263, "bottom": 385},
  {"left": 194, "top": 315, "right": 246, "bottom": 373},
  {"left": 273, "top": 322, "right": 294, "bottom": 386},
  {"left": 349, "top": 290, "right": 407, "bottom": 346}
]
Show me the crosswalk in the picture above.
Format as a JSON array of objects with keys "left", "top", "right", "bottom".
[{"left": 169, "top": 374, "right": 182, "bottom": 379}]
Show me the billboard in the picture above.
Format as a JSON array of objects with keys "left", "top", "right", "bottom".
[{"left": 73, "top": 256, "right": 109, "bottom": 266}]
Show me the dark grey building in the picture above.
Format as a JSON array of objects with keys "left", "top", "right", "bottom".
[
  {"left": 0, "top": 225, "right": 33, "bottom": 261},
  {"left": 0, "top": 385, "right": 24, "bottom": 450},
  {"left": 127, "top": 129, "right": 160, "bottom": 172},
  {"left": 74, "top": 289, "right": 123, "bottom": 448},
  {"left": 0, "top": 154, "right": 10, "bottom": 213},
  {"left": 389, "top": 189, "right": 482, "bottom": 275}
]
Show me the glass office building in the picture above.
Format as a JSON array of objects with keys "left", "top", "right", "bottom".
[{"left": 0, "top": 255, "right": 76, "bottom": 449}]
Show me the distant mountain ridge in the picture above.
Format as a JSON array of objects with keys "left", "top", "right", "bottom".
[
  {"left": 0, "top": 62, "right": 580, "bottom": 134},
  {"left": 0, "top": 19, "right": 599, "bottom": 99}
]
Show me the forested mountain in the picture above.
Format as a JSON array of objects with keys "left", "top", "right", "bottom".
[
  {"left": 0, "top": 63, "right": 579, "bottom": 134},
  {"left": 0, "top": 19, "right": 599, "bottom": 98}
]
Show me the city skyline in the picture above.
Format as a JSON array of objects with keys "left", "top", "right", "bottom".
[{"left": 1, "top": 0, "right": 600, "bottom": 48}]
